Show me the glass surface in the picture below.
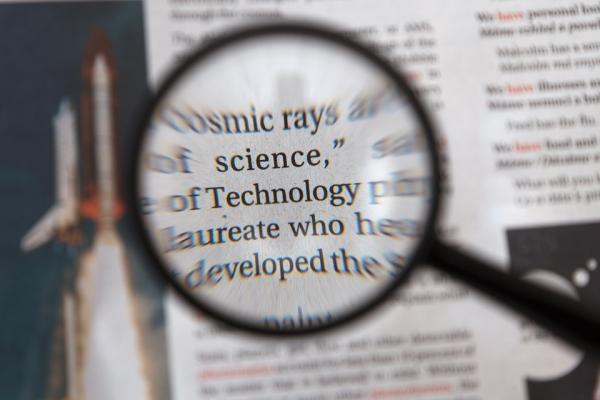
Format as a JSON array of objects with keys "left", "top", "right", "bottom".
[{"left": 137, "top": 32, "right": 435, "bottom": 331}]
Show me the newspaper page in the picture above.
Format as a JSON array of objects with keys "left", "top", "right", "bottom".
[
  {"left": 1, "top": 0, "right": 600, "bottom": 399},
  {"left": 142, "top": 0, "right": 600, "bottom": 399}
]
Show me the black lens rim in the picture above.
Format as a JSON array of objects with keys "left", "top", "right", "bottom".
[{"left": 131, "top": 22, "right": 442, "bottom": 336}]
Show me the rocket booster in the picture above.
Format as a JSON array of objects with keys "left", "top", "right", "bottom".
[
  {"left": 55, "top": 99, "right": 79, "bottom": 223},
  {"left": 92, "top": 56, "right": 116, "bottom": 231}
]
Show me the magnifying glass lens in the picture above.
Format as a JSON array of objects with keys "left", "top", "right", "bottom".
[{"left": 137, "top": 29, "right": 438, "bottom": 333}]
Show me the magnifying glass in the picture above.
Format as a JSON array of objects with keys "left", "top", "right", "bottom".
[{"left": 132, "top": 23, "right": 600, "bottom": 347}]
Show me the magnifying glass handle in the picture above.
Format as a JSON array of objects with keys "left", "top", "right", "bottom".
[{"left": 429, "top": 239, "right": 600, "bottom": 355}]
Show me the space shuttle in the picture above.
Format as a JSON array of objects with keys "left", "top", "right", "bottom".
[
  {"left": 20, "top": 30, "right": 152, "bottom": 400},
  {"left": 21, "top": 99, "right": 79, "bottom": 252}
]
